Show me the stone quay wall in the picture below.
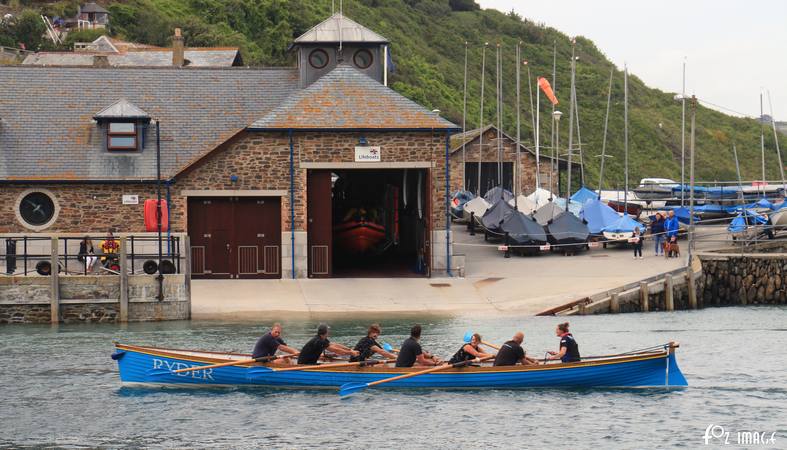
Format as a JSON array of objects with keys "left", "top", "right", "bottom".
[
  {"left": 698, "top": 254, "right": 787, "bottom": 306},
  {"left": 0, "top": 274, "right": 189, "bottom": 324}
]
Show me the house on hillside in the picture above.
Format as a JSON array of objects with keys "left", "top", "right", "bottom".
[
  {"left": 76, "top": 2, "right": 110, "bottom": 29},
  {"left": 0, "top": 13, "right": 547, "bottom": 283},
  {"left": 23, "top": 29, "right": 244, "bottom": 67}
]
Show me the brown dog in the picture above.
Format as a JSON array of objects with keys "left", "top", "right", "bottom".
[{"left": 666, "top": 237, "right": 680, "bottom": 258}]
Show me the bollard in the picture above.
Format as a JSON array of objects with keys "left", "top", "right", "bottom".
[
  {"left": 640, "top": 281, "right": 649, "bottom": 312},
  {"left": 609, "top": 293, "right": 620, "bottom": 314},
  {"left": 665, "top": 274, "right": 674, "bottom": 311},
  {"left": 468, "top": 212, "right": 475, "bottom": 236},
  {"left": 504, "top": 232, "right": 510, "bottom": 258}
]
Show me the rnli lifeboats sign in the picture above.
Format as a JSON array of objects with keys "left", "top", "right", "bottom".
[{"left": 355, "top": 146, "right": 381, "bottom": 162}]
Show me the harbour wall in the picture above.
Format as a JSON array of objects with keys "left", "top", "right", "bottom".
[{"left": 0, "top": 274, "right": 190, "bottom": 324}]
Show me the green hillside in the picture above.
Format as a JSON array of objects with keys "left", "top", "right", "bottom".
[{"left": 3, "top": 0, "right": 785, "bottom": 189}]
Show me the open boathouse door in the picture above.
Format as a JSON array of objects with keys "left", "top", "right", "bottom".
[
  {"left": 307, "top": 168, "right": 431, "bottom": 278},
  {"left": 188, "top": 197, "right": 281, "bottom": 279}
]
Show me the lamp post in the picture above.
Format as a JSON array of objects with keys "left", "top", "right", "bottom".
[{"left": 552, "top": 110, "right": 562, "bottom": 199}]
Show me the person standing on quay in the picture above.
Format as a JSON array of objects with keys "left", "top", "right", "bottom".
[
  {"left": 651, "top": 212, "right": 665, "bottom": 256},
  {"left": 633, "top": 227, "right": 644, "bottom": 259}
]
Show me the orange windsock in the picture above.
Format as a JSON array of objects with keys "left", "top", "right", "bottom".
[{"left": 537, "top": 77, "right": 559, "bottom": 105}]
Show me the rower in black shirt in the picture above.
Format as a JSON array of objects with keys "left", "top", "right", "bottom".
[
  {"left": 350, "top": 323, "right": 397, "bottom": 362},
  {"left": 395, "top": 324, "right": 441, "bottom": 367},
  {"left": 493, "top": 332, "right": 539, "bottom": 366},
  {"left": 297, "top": 324, "right": 358, "bottom": 365},
  {"left": 251, "top": 323, "right": 298, "bottom": 361},
  {"left": 448, "top": 333, "right": 493, "bottom": 364},
  {"left": 547, "top": 322, "right": 581, "bottom": 363}
]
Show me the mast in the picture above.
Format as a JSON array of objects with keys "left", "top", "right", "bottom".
[
  {"left": 515, "top": 42, "right": 521, "bottom": 205},
  {"left": 573, "top": 79, "right": 584, "bottom": 187},
  {"left": 598, "top": 67, "right": 613, "bottom": 199},
  {"left": 526, "top": 61, "right": 536, "bottom": 190},
  {"left": 767, "top": 91, "right": 786, "bottom": 194},
  {"left": 461, "top": 41, "right": 468, "bottom": 192},
  {"left": 760, "top": 92, "right": 766, "bottom": 189},
  {"left": 551, "top": 41, "right": 557, "bottom": 196},
  {"left": 566, "top": 38, "right": 576, "bottom": 208},
  {"left": 497, "top": 43, "right": 503, "bottom": 187},
  {"left": 623, "top": 64, "right": 629, "bottom": 213},
  {"left": 680, "top": 59, "right": 686, "bottom": 206},
  {"left": 477, "top": 43, "right": 487, "bottom": 196}
]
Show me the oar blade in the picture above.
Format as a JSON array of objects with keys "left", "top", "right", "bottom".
[
  {"left": 382, "top": 342, "right": 393, "bottom": 352},
  {"left": 463, "top": 330, "right": 473, "bottom": 343},
  {"left": 339, "top": 382, "right": 369, "bottom": 397}
]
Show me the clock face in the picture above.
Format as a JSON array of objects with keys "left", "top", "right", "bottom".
[{"left": 19, "top": 192, "right": 56, "bottom": 226}]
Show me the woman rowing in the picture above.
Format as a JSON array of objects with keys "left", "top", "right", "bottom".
[
  {"left": 448, "top": 333, "right": 494, "bottom": 364},
  {"left": 349, "top": 323, "right": 397, "bottom": 362},
  {"left": 546, "top": 322, "right": 581, "bottom": 363}
]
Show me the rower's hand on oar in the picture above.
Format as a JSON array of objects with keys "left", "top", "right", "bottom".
[{"left": 547, "top": 351, "right": 557, "bottom": 355}]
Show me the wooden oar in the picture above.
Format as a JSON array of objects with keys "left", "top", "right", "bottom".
[
  {"left": 339, "top": 355, "right": 495, "bottom": 397},
  {"left": 172, "top": 353, "right": 299, "bottom": 374},
  {"left": 252, "top": 358, "right": 396, "bottom": 373},
  {"left": 463, "top": 331, "right": 501, "bottom": 350}
]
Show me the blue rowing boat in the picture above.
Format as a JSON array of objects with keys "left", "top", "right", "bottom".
[{"left": 112, "top": 342, "right": 688, "bottom": 390}]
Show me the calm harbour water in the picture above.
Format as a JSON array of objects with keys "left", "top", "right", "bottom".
[{"left": 1, "top": 307, "right": 786, "bottom": 449}]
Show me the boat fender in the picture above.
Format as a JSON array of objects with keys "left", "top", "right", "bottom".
[{"left": 111, "top": 350, "right": 126, "bottom": 360}]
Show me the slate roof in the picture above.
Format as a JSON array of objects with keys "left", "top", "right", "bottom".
[
  {"left": 22, "top": 48, "right": 243, "bottom": 67},
  {"left": 0, "top": 66, "right": 298, "bottom": 180},
  {"left": 80, "top": 2, "right": 109, "bottom": 14},
  {"left": 294, "top": 13, "right": 388, "bottom": 44},
  {"left": 93, "top": 99, "right": 150, "bottom": 120},
  {"left": 250, "top": 64, "right": 457, "bottom": 130}
]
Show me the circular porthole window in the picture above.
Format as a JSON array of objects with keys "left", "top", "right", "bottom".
[
  {"left": 353, "top": 49, "right": 373, "bottom": 69},
  {"left": 308, "top": 49, "right": 329, "bottom": 69},
  {"left": 16, "top": 189, "right": 59, "bottom": 230}
]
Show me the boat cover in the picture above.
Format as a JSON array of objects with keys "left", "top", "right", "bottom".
[
  {"left": 602, "top": 215, "right": 644, "bottom": 234},
  {"left": 553, "top": 197, "right": 583, "bottom": 217},
  {"left": 484, "top": 186, "right": 514, "bottom": 203},
  {"left": 571, "top": 187, "right": 599, "bottom": 204},
  {"left": 533, "top": 201, "right": 564, "bottom": 225},
  {"left": 481, "top": 199, "right": 515, "bottom": 232},
  {"left": 661, "top": 206, "right": 699, "bottom": 224},
  {"left": 463, "top": 197, "right": 491, "bottom": 219},
  {"left": 526, "top": 188, "right": 554, "bottom": 208},
  {"left": 499, "top": 210, "right": 547, "bottom": 245},
  {"left": 450, "top": 190, "right": 475, "bottom": 217},
  {"left": 546, "top": 211, "right": 590, "bottom": 244},
  {"left": 508, "top": 194, "right": 538, "bottom": 215},
  {"left": 580, "top": 199, "right": 620, "bottom": 234},
  {"left": 728, "top": 210, "right": 768, "bottom": 233}
]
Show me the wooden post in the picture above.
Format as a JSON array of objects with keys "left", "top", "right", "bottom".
[
  {"left": 184, "top": 235, "right": 192, "bottom": 320},
  {"left": 639, "top": 281, "right": 649, "bottom": 312},
  {"left": 50, "top": 237, "right": 59, "bottom": 324},
  {"left": 687, "top": 267, "right": 698, "bottom": 309},
  {"left": 578, "top": 301, "right": 587, "bottom": 315},
  {"left": 609, "top": 293, "right": 620, "bottom": 314},
  {"left": 119, "top": 236, "right": 128, "bottom": 322},
  {"left": 665, "top": 274, "right": 674, "bottom": 311}
]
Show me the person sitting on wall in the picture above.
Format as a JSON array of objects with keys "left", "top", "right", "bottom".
[
  {"left": 78, "top": 237, "right": 98, "bottom": 273},
  {"left": 493, "top": 332, "right": 540, "bottom": 366}
]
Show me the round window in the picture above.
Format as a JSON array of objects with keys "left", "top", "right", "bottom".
[
  {"left": 19, "top": 191, "right": 56, "bottom": 227},
  {"left": 353, "top": 49, "right": 373, "bottom": 69},
  {"left": 308, "top": 49, "right": 329, "bottom": 69}
]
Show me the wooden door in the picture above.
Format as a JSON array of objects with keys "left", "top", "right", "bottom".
[
  {"left": 188, "top": 198, "right": 232, "bottom": 278},
  {"left": 307, "top": 170, "right": 332, "bottom": 278},
  {"left": 423, "top": 168, "right": 432, "bottom": 277},
  {"left": 234, "top": 197, "right": 281, "bottom": 279}
]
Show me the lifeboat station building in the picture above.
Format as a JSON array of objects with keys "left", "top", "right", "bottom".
[{"left": 0, "top": 14, "right": 462, "bottom": 280}]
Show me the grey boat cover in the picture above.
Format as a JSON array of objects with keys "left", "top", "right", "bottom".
[
  {"left": 500, "top": 211, "right": 548, "bottom": 245},
  {"left": 546, "top": 211, "right": 590, "bottom": 244},
  {"left": 533, "top": 201, "right": 564, "bottom": 225},
  {"left": 484, "top": 186, "right": 514, "bottom": 204},
  {"left": 481, "top": 199, "right": 515, "bottom": 232}
]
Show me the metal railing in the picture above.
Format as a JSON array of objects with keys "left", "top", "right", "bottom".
[{"left": 1, "top": 234, "right": 184, "bottom": 276}]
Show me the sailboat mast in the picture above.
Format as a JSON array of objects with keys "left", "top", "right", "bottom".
[
  {"left": 551, "top": 41, "right": 557, "bottom": 196},
  {"left": 760, "top": 92, "right": 766, "bottom": 188},
  {"left": 461, "top": 42, "right": 468, "bottom": 192},
  {"left": 515, "top": 42, "right": 521, "bottom": 204},
  {"left": 767, "top": 91, "right": 787, "bottom": 194},
  {"left": 477, "top": 43, "right": 487, "bottom": 196},
  {"left": 566, "top": 39, "right": 576, "bottom": 208},
  {"left": 680, "top": 59, "right": 686, "bottom": 207},
  {"left": 598, "top": 67, "right": 613, "bottom": 199},
  {"left": 623, "top": 64, "right": 629, "bottom": 212},
  {"left": 497, "top": 43, "right": 503, "bottom": 187}
]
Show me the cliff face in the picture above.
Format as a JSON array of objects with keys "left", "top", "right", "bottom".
[{"left": 4, "top": 0, "right": 785, "bottom": 187}]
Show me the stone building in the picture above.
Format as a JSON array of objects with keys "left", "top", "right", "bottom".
[
  {"left": 1, "top": 13, "right": 461, "bottom": 280},
  {"left": 449, "top": 124, "right": 580, "bottom": 197}
]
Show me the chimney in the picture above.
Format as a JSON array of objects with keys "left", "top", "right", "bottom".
[
  {"left": 92, "top": 55, "right": 110, "bottom": 67},
  {"left": 172, "top": 28, "right": 184, "bottom": 67}
]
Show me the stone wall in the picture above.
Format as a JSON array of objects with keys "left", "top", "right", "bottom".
[
  {"left": 449, "top": 128, "right": 560, "bottom": 195},
  {"left": 699, "top": 255, "right": 787, "bottom": 306},
  {"left": 0, "top": 274, "right": 189, "bottom": 324}
]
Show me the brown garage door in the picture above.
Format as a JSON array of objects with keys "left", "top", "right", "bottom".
[{"left": 188, "top": 197, "right": 281, "bottom": 279}]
